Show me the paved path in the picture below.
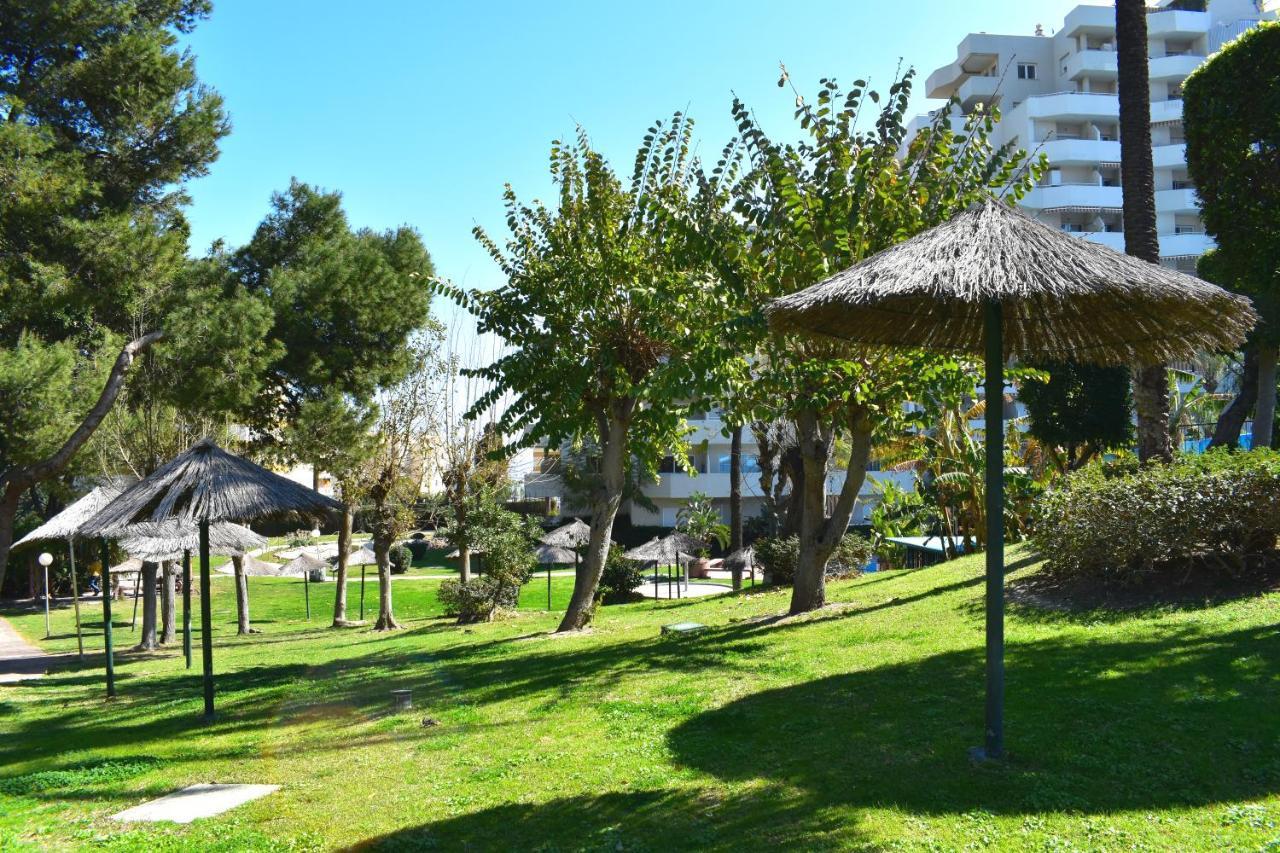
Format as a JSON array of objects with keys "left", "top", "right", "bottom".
[{"left": 0, "top": 616, "right": 55, "bottom": 683}]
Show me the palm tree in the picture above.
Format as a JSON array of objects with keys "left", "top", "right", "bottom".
[{"left": 1117, "top": 0, "right": 1173, "bottom": 463}]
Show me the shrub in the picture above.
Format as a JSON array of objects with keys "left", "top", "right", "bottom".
[
  {"left": 438, "top": 576, "right": 519, "bottom": 622},
  {"left": 1030, "top": 449, "right": 1280, "bottom": 584},
  {"left": 755, "top": 534, "right": 871, "bottom": 584},
  {"left": 404, "top": 539, "right": 430, "bottom": 562},
  {"left": 436, "top": 501, "right": 537, "bottom": 623},
  {"left": 599, "top": 549, "right": 645, "bottom": 604},
  {"left": 389, "top": 544, "right": 412, "bottom": 574}
]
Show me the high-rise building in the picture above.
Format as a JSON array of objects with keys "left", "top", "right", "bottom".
[{"left": 905, "top": 0, "right": 1275, "bottom": 274}]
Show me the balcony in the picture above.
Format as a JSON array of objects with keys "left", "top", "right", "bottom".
[
  {"left": 1149, "top": 53, "right": 1202, "bottom": 79},
  {"left": 1160, "top": 232, "right": 1215, "bottom": 256},
  {"left": 1039, "top": 137, "right": 1121, "bottom": 165},
  {"left": 1025, "top": 92, "right": 1118, "bottom": 121},
  {"left": 1147, "top": 9, "right": 1211, "bottom": 38},
  {"left": 1156, "top": 187, "right": 1200, "bottom": 212},
  {"left": 1081, "top": 231, "right": 1126, "bottom": 252},
  {"left": 1023, "top": 184, "right": 1123, "bottom": 211},
  {"left": 1063, "top": 4, "right": 1115, "bottom": 38},
  {"left": 1151, "top": 99, "right": 1184, "bottom": 124},
  {"left": 1064, "top": 49, "right": 1118, "bottom": 82},
  {"left": 956, "top": 75, "right": 1001, "bottom": 109},
  {"left": 1153, "top": 143, "right": 1187, "bottom": 169}
]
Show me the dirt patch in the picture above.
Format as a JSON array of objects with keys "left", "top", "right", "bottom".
[{"left": 1011, "top": 551, "right": 1280, "bottom": 612}]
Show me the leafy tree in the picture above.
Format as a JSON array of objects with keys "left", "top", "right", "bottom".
[
  {"left": 1020, "top": 362, "right": 1135, "bottom": 471},
  {"left": 676, "top": 491, "right": 729, "bottom": 558},
  {"left": 437, "top": 498, "right": 538, "bottom": 624},
  {"left": 440, "top": 121, "right": 729, "bottom": 631},
  {"left": 342, "top": 327, "right": 449, "bottom": 630},
  {"left": 1116, "top": 0, "right": 1173, "bottom": 463},
  {"left": 1185, "top": 22, "right": 1280, "bottom": 448},
  {"left": 716, "top": 69, "right": 1037, "bottom": 613},
  {"left": 0, "top": 0, "right": 231, "bottom": 590}
]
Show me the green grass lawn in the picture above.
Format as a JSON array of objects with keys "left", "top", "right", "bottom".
[{"left": 2, "top": 547, "right": 1278, "bottom": 850}]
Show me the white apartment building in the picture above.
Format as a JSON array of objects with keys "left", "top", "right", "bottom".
[
  {"left": 905, "top": 0, "right": 1274, "bottom": 274},
  {"left": 522, "top": 410, "right": 916, "bottom": 530}
]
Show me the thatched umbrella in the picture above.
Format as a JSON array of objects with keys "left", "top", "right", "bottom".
[
  {"left": 344, "top": 545, "right": 378, "bottom": 622},
  {"left": 117, "top": 520, "right": 265, "bottom": 670},
  {"left": 279, "top": 553, "right": 330, "bottom": 620},
  {"left": 82, "top": 439, "right": 342, "bottom": 716},
  {"left": 540, "top": 519, "right": 593, "bottom": 609},
  {"left": 624, "top": 532, "right": 701, "bottom": 601},
  {"left": 12, "top": 480, "right": 130, "bottom": 658},
  {"left": 765, "top": 197, "right": 1256, "bottom": 759}
]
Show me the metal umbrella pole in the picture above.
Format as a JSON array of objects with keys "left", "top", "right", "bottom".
[
  {"left": 67, "top": 539, "right": 83, "bottom": 657},
  {"left": 303, "top": 570, "right": 310, "bottom": 620},
  {"left": 199, "top": 521, "right": 215, "bottom": 719},
  {"left": 130, "top": 567, "right": 141, "bottom": 631},
  {"left": 182, "top": 549, "right": 192, "bottom": 669},
  {"left": 100, "top": 538, "right": 116, "bottom": 697},
  {"left": 41, "top": 556, "right": 51, "bottom": 639},
  {"left": 360, "top": 563, "right": 366, "bottom": 621},
  {"left": 980, "top": 300, "right": 1006, "bottom": 760}
]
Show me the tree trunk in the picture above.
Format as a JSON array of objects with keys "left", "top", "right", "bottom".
[
  {"left": 1116, "top": 0, "right": 1172, "bottom": 464},
  {"left": 459, "top": 545, "right": 472, "bottom": 583},
  {"left": 1210, "top": 345, "right": 1259, "bottom": 448},
  {"left": 232, "top": 555, "right": 252, "bottom": 635},
  {"left": 1253, "top": 343, "right": 1277, "bottom": 448},
  {"left": 373, "top": 535, "right": 401, "bottom": 631},
  {"left": 0, "top": 331, "right": 163, "bottom": 593},
  {"left": 780, "top": 445, "right": 805, "bottom": 538},
  {"left": 136, "top": 561, "right": 159, "bottom": 651},
  {"left": 790, "top": 407, "right": 873, "bottom": 615},
  {"left": 558, "top": 405, "right": 631, "bottom": 632},
  {"left": 729, "top": 423, "right": 743, "bottom": 591},
  {"left": 332, "top": 505, "right": 351, "bottom": 626},
  {"left": 160, "top": 560, "right": 176, "bottom": 645}
]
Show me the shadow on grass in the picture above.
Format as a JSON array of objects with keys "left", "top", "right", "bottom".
[{"left": 668, "top": 624, "right": 1280, "bottom": 817}]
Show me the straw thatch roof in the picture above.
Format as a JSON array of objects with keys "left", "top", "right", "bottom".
[
  {"left": 275, "top": 540, "right": 368, "bottom": 561},
  {"left": 541, "top": 518, "right": 591, "bottom": 549},
  {"left": 81, "top": 439, "right": 344, "bottom": 535},
  {"left": 764, "top": 198, "right": 1257, "bottom": 365},
  {"left": 445, "top": 547, "right": 484, "bottom": 558},
  {"left": 534, "top": 544, "right": 577, "bottom": 564},
  {"left": 13, "top": 479, "right": 132, "bottom": 548},
  {"left": 623, "top": 532, "right": 701, "bottom": 564},
  {"left": 216, "top": 554, "right": 285, "bottom": 577},
  {"left": 109, "top": 557, "right": 143, "bottom": 574},
  {"left": 347, "top": 546, "right": 378, "bottom": 566},
  {"left": 118, "top": 521, "right": 266, "bottom": 562},
  {"left": 279, "top": 553, "right": 330, "bottom": 578}
]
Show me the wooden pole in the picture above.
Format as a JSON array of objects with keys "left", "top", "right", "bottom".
[
  {"left": 68, "top": 539, "right": 83, "bottom": 658},
  {"left": 359, "top": 563, "right": 366, "bottom": 621},
  {"left": 130, "top": 565, "right": 141, "bottom": 630},
  {"left": 199, "top": 520, "right": 214, "bottom": 719},
  {"left": 304, "top": 570, "right": 311, "bottom": 620},
  {"left": 182, "top": 549, "right": 192, "bottom": 669},
  {"left": 100, "top": 539, "right": 115, "bottom": 698},
  {"left": 980, "top": 299, "right": 1006, "bottom": 760}
]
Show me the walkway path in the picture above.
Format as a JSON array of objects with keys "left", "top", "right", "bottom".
[{"left": 0, "top": 616, "right": 56, "bottom": 683}]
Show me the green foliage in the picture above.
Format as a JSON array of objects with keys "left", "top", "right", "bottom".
[
  {"left": 1020, "top": 361, "right": 1134, "bottom": 470},
  {"left": 231, "top": 180, "right": 435, "bottom": 464},
  {"left": 438, "top": 493, "right": 538, "bottom": 622},
  {"left": 755, "top": 533, "right": 871, "bottom": 584},
  {"left": 599, "top": 549, "right": 646, "bottom": 604},
  {"left": 1031, "top": 449, "right": 1280, "bottom": 583},
  {"left": 389, "top": 544, "right": 412, "bottom": 575},
  {"left": 676, "top": 491, "right": 729, "bottom": 556},
  {"left": 1184, "top": 21, "right": 1280, "bottom": 340}
]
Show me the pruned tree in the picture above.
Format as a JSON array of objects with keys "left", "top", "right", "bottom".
[
  {"left": 1020, "top": 361, "right": 1135, "bottom": 471},
  {"left": 439, "top": 119, "right": 730, "bottom": 631}
]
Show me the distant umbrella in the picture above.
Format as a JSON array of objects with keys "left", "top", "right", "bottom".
[
  {"left": 279, "top": 553, "right": 330, "bottom": 620},
  {"left": 344, "top": 545, "right": 379, "bottom": 623},
  {"left": 541, "top": 518, "right": 592, "bottom": 549},
  {"left": 119, "top": 521, "right": 266, "bottom": 562},
  {"left": 623, "top": 532, "right": 701, "bottom": 565},
  {"left": 216, "top": 554, "right": 284, "bottom": 577},
  {"left": 534, "top": 544, "right": 577, "bottom": 565},
  {"left": 766, "top": 197, "right": 1257, "bottom": 761},
  {"left": 80, "top": 439, "right": 343, "bottom": 717}
]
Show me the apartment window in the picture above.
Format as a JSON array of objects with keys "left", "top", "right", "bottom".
[
  {"left": 1016, "top": 62, "right": 1037, "bottom": 80},
  {"left": 717, "top": 455, "right": 762, "bottom": 474},
  {"left": 659, "top": 456, "right": 676, "bottom": 474}
]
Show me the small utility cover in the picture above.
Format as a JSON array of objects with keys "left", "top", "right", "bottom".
[
  {"left": 112, "top": 783, "right": 279, "bottom": 823},
  {"left": 661, "top": 621, "right": 707, "bottom": 636}
]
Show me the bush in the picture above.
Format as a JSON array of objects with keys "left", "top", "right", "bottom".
[
  {"left": 404, "top": 539, "right": 430, "bottom": 562},
  {"left": 599, "top": 548, "right": 645, "bottom": 604},
  {"left": 389, "top": 544, "right": 412, "bottom": 574},
  {"left": 1031, "top": 449, "right": 1280, "bottom": 584},
  {"left": 436, "top": 501, "right": 537, "bottom": 623},
  {"left": 438, "top": 576, "right": 518, "bottom": 622},
  {"left": 754, "top": 534, "right": 872, "bottom": 584}
]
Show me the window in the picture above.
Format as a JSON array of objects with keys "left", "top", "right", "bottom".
[
  {"left": 1017, "top": 62, "right": 1037, "bottom": 80},
  {"left": 718, "top": 455, "right": 763, "bottom": 474}
]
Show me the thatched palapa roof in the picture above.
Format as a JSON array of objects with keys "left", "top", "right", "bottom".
[
  {"left": 541, "top": 518, "right": 591, "bottom": 549},
  {"left": 623, "top": 532, "right": 701, "bottom": 564},
  {"left": 13, "top": 479, "right": 132, "bottom": 548},
  {"left": 279, "top": 553, "right": 330, "bottom": 577},
  {"left": 216, "top": 554, "right": 285, "bottom": 577},
  {"left": 81, "top": 439, "right": 343, "bottom": 535},
  {"left": 347, "top": 546, "right": 378, "bottom": 566},
  {"left": 118, "top": 521, "right": 266, "bottom": 562},
  {"left": 534, "top": 544, "right": 577, "bottom": 564},
  {"left": 764, "top": 198, "right": 1256, "bottom": 365}
]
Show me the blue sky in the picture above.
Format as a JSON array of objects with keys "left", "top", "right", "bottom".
[{"left": 181, "top": 0, "right": 1103, "bottom": 292}]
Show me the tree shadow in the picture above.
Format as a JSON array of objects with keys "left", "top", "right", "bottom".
[{"left": 668, "top": 624, "right": 1280, "bottom": 817}]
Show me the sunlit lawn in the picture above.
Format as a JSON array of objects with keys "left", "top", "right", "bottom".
[{"left": 2, "top": 547, "right": 1278, "bottom": 850}]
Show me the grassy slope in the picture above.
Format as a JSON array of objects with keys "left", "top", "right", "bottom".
[{"left": 1, "top": 547, "right": 1277, "bottom": 851}]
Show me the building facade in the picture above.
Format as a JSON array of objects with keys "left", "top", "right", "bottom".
[
  {"left": 521, "top": 410, "right": 915, "bottom": 530},
  {"left": 905, "top": 0, "right": 1274, "bottom": 274}
]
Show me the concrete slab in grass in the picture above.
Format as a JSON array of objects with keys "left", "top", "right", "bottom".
[
  {"left": 112, "top": 783, "right": 279, "bottom": 823},
  {"left": 661, "top": 621, "right": 707, "bottom": 637}
]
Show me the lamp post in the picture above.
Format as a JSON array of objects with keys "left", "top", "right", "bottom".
[{"left": 38, "top": 552, "right": 53, "bottom": 638}]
